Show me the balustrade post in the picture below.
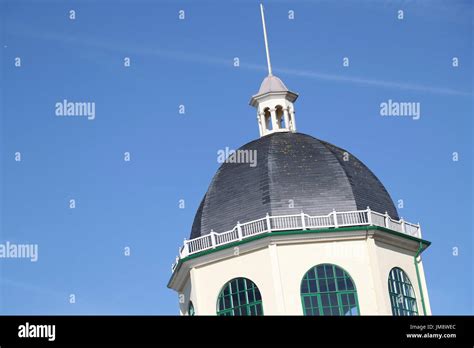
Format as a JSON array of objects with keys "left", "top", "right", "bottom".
[
  {"left": 366, "top": 206, "right": 372, "bottom": 225},
  {"left": 210, "top": 229, "right": 216, "bottom": 248},
  {"left": 182, "top": 239, "right": 189, "bottom": 257},
  {"left": 384, "top": 212, "right": 389, "bottom": 228},
  {"left": 301, "top": 211, "right": 306, "bottom": 230},
  {"left": 400, "top": 218, "right": 405, "bottom": 234},
  {"left": 417, "top": 223, "right": 422, "bottom": 238},
  {"left": 266, "top": 213, "right": 271, "bottom": 232},
  {"left": 333, "top": 209, "right": 338, "bottom": 228},
  {"left": 237, "top": 222, "right": 243, "bottom": 241}
]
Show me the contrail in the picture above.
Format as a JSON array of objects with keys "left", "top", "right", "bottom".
[{"left": 8, "top": 25, "right": 472, "bottom": 97}]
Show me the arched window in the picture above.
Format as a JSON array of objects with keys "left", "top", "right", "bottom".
[
  {"left": 275, "top": 105, "right": 285, "bottom": 129},
  {"left": 300, "top": 264, "right": 360, "bottom": 316},
  {"left": 217, "top": 277, "right": 263, "bottom": 316},
  {"left": 388, "top": 267, "right": 418, "bottom": 316},
  {"left": 263, "top": 108, "right": 272, "bottom": 131},
  {"left": 188, "top": 301, "right": 195, "bottom": 316}
]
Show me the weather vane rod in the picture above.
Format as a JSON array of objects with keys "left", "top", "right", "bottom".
[{"left": 260, "top": 4, "right": 273, "bottom": 76}]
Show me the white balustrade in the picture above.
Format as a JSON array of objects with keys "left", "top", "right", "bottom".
[
  {"left": 370, "top": 211, "right": 386, "bottom": 227},
  {"left": 173, "top": 208, "right": 422, "bottom": 268},
  {"left": 270, "top": 215, "right": 302, "bottom": 231}
]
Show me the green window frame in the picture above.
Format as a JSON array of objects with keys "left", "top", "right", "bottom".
[
  {"left": 300, "top": 263, "right": 360, "bottom": 316},
  {"left": 188, "top": 301, "right": 195, "bottom": 316},
  {"left": 216, "top": 277, "right": 263, "bottom": 316},
  {"left": 388, "top": 267, "right": 418, "bottom": 316}
]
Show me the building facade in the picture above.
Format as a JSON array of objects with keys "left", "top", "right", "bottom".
[{"left": 167, "top": 5, "right": 431, "bottom": 316}]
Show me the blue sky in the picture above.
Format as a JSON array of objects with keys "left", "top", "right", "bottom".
[{"left": 0, "top": 0, "right": 472, "bottom": 315}]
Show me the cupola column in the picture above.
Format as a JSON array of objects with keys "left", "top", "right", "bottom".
[
  {"left": 257, "top": 113, "right": 264, "bottom": 137},
  {"left": 289, "top": 107, "right": 296, "bottom": 132},
  {"left": 283, "top": 107, "right": 290, "bottom": 132},
  {"left": 270, "top": 108, "right": 278, "bottom": 132}
]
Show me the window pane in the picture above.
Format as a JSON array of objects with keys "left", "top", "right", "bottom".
[
  {"left": 309, "top": 280, "right": 317, "bottom": 293},
  {"left": 329, "top": 293, "right": 338, "bottom": 306},
  {"left": 317, "top": 266, "right": 325, "bottom": 278},
  {"left": 318, "top": 279, "right": 328, "bottom": 292},
  {"left": 327, "top": 278, "right": 336, "bottom": 292},
  {"left": 232, "top": 293, "right": 239, "bottom": 306},
  {"left": 248, "top": 290, "right": 255, "bottom": 303},
  {"left": 337, "top": 278, "right": 347, "bottom": 291},
  {"left": 224, "top": 296, "right": 231, "bottom": 309},
  {"left": 325, "top": 265, "right": 334, "bottom": 278},
  {"left": 239, "top": 291, "right": 247, "bottom": 305},
  {"left": 321, "top": 294, "right": 329, "bottom": 306},
  {"left": 301, "top": 281, "right": 309, "bottom": 293},
  {"left": 250, "top": 306, "right": 256, "bottom": 315}
]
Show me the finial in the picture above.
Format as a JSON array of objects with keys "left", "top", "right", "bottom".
[{"left": 260, "top": 4, "right": 273, "bottom": 76}]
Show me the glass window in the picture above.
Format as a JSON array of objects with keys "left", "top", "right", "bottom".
[
  {"left": 300, "top": 264, "right": 360, "bottom": 316},
  {"left": 388, "top": 267, "right": 418, "bottom": 316},
  {"left": 216, "top": 278, "right": 263, "bottom": 316},
  {"left": 188, "top": 301, "right": 195, "bottom": 316}
]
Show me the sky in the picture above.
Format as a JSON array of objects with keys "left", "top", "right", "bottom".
[{"left": 0, "top": 0, "right": 472, "bottom": 315}]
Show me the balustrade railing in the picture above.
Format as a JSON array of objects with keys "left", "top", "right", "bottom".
[{"left": 171, "top": 208, "right": 422, "bottom": 272}]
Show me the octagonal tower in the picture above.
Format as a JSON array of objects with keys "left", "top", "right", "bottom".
[{"left": 167, "top": 4, "right": 431, "bottom": 317}]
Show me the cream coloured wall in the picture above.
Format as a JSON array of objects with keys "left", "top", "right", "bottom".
[
  {"left": 176, "top": 232, "right": 431, "bottom": 316},
  {"left": 189, "top": 246, "right": 278, "bottom": 315}
]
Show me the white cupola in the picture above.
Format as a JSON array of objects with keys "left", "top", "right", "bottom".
[{"left": 250, "top": 74, "right": 298, "bottom": 137}]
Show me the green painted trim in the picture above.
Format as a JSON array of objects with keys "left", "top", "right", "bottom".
[
  {"left": 414, "top": 241, "right": 428, "bottom": 315},
  {"left": 168, "top": 225, "right": 431, "bottom": 287}
]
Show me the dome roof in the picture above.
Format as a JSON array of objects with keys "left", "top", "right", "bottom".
[
  {"left": 257, "top": 75, "right": 289, "bottom": 95},
  {"left": 190, "top": 132, "right": 399, "bottom": 239}
]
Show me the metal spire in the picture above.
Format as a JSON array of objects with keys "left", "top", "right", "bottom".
[{"left": 260, "top": 4, "right": 273, "bottom": 76}]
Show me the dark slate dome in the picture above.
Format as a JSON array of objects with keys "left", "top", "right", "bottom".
[{"left": 190, "top": 132, "right": 398, "bottom": 239}]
